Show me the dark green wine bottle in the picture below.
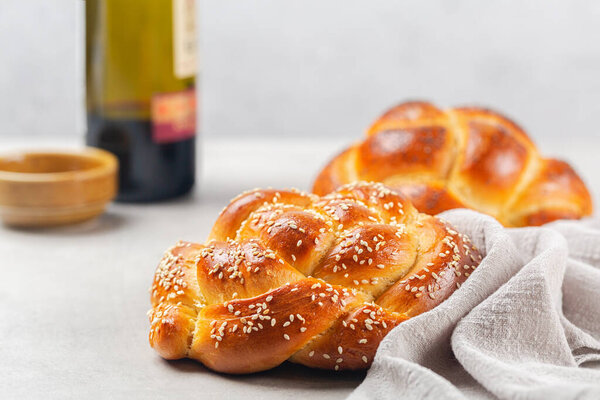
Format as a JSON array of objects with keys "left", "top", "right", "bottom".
[{"left": 85, "top": 0, "right": 197, "bottom": 202}]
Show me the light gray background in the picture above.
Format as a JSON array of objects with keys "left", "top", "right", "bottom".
[
  {"left": 1, "top": 3, "right": 600, "bottom": 398},
  {"left": 1, "top": 0, "right": 599, "bottom": 142}
]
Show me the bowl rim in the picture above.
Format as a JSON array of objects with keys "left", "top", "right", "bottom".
[{"left": 0, "top": 147, "right": 118, "bottom": 183}]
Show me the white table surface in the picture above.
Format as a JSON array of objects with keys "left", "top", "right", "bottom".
[{"left": 1, "top": 136, "right": 598, "bottom": 399}]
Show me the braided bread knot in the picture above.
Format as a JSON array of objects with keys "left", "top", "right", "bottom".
[
  {"left": 149, "top": 182, "right": 481, "bottom": 373},
  {"left": 313, "top": 101, "right": 593, "bottom": 227}
]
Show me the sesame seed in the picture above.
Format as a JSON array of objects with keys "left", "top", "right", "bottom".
[
  {"left": 283, "top": 334, "right": 290, "bottom": 340},
  {"left": 362, "top": 356, "right": 368, "bottom": 363},
  {"left": 309, "top": 351, "right": 315, "bottom": 357},
  {"left": 338, "top": 346, "right": 343, "bottom": 354},
  {"left": 323, "top": 354, "right": 331, "bottom": 359}
]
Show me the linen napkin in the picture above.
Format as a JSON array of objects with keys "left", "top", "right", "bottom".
[{"left": 349, "top": 209, "right": 600, "bottom": 400}]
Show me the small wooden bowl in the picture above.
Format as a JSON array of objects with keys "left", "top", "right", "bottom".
[{"left": 0, "top": 148, "right": 118, "bottom": 227}]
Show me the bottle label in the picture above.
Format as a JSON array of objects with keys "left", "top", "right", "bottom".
[
  {"left": 151, "top": 89, "right": 196, "bottom": 144},
  {"left": 172, "top": 0, "right": 197, "bottom": 79}
]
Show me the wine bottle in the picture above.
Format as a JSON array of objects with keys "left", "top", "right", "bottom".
[{"left": 85, "top": 0, "right": 197, "bottom": 202}]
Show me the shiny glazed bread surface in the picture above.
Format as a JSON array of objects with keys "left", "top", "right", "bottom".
[
  {"left": 313, "top": 101, "right": 593, "bottom": 227},
  {"left": 149, "top": 182, "right": 481, "bottom": 373}
]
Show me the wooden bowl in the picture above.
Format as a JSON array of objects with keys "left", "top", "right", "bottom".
[{"left": 0, "top": 148, "right": 118, "bottom": 227}]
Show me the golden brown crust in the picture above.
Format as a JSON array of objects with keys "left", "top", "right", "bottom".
[
  {"left": 504, "top": 159, "right": 594, "bottom": 226},
  {"left": 449, "top": 111, "right": 536, "bottom": 217},
  {"left": 383, "top": 181, "right": 467, "bottom": 216},
  {"left": 312, "top": 101, "right": 593, "bottom": 227},
  {"left": 289, "top": 303, "right": 407, "bottom": 370},
  {"left": 149, "top": 242, "right": 204, "bottom": 359},
  {"left": 209, "top": 189, "right": 316, "bottom": 241},
  {"left": 194, "top": 239, "right": 306, "bottom": 304},
  {"left": 189, "top": 278, "right": 366, "bottom": 374},
  {"left": 357, "top": 126, "right": 456, "bottom": 183},
  {"left": 312, "top": 148, "right": 358, "bottom": 199},
  {"left": 366, "top": 101, "right": 447, "bottom": 136},
  {"left": 312, "top": 224, "right": 418, "bottom": 298},
  {"left": 149, "top": 182, "right": 482, "bottom": 373},
  {"left": 375, "top": 214, "right": 481, "bottom": 316}
]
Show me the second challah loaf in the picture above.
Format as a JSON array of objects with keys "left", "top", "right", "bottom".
[{"left": 313, "top": 101, "right": 593, "bottom": 227}]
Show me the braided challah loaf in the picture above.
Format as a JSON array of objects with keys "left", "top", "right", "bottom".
[
  {"left": 149, "top": 182, "right": 481, "bottom": 373},
  {"left": 313, "top": 101, "right": 593, "bottom": 227}
]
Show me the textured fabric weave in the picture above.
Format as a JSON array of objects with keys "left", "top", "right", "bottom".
[{"left": 350, "top": 210, "right": 600, "bottom": 400}]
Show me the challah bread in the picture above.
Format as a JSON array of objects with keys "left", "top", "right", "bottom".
[
  {"left": 149, "top": 182, "right": 481, "bottom": 373},
  {"left": 313, "top": 101, "right": 593, "bottom": 227}
]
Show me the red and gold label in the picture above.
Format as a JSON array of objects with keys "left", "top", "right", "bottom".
[{"left": 151, "top": 89, "right": 196, "bottom": 144}]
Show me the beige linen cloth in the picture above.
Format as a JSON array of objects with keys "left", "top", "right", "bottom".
[{"left": 350, "top": 210, "right": 600, "bottom": 400}]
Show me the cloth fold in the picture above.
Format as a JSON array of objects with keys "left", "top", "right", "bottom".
[{"left": 349, "top": 210, "right": 600, "bottom": 400}]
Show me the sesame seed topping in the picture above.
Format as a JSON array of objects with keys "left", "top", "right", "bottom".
[{"left": 152, "top": 183, "right": 483, "bottom": 374}]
